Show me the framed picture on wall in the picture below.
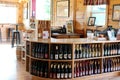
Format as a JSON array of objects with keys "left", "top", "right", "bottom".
[
  {"left": 112, "top": 4, "right": 120, "bottom": 21},
  {"left": 56, "top": 0, "right": 70, "bottom": 17},
  {"left": 87, "top": 17, "right": 96, "bottom": 26},
  {"left": 66, "top": 20, "right": 74, "bottom": 33}
]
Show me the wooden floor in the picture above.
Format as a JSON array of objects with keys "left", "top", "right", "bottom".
[
  {"left": 0, "top": 43, "right": 32, "bottom": 80},
  {"left": 0, "top": 43, "right": 120, "bottom": 80}
]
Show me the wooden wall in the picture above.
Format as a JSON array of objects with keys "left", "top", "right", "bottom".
[
  {"left": 51, "top": 0, "right": 75, "bottom": 28},
  {"left": 52, "top": 0, "right": 120, "bottom": 33}
]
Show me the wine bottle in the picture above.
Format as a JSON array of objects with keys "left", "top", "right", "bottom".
[
  {"left": 97, "top": 44, "right": 101, "bottom": 57},
  {"left": 74, "top": 45, "right": 77, "bottom": 59},
  {"left": 53, "top": 63, "right": 57, "bottom": 79},
  {"left": 94, "top": 44, "right": 98, "bottom": 57},
  {"left": 82, "top": 61, "right": 85, "bottom": 76},
  {"left": 68, "top": 64, "right": 72, "bottom": 78},
  {"left": 90, "top": 60, "right": 94, "bottom": 74},
  {"left": 61, "top": 63, "right": 64, "bottom": 79},
  {"left": 76, "top": 44, "right": 79, "bottom": 59},
  {"left": 57, "top": 64, "right": 60, "bottom": 79},
  {"left": 86, "top": 44, "right": 89, "bottom": 58},
  {"left": 79, "top": 61, "right": 82, "bottom": 76},
  {"left": 76, "top": 62, "right": 79, "bottom": 77},
  {"left": 44, "top": 62, "right": 48, "bottom": 78},
  {"left": 36, "top": 61, "right": 40, "bottom": 76},
  {"left": 50, "top": 63, "right": 53, "bottom": 78},
  {"left": 50, "top": 45, "right": 54, "bottom": 60},
  {"left": 59, "top": 45, "right": 63, "bottom": 60},
  {"left": 115, "top": 44, "right": 118, "bottom": 55},
  {"left": 85, "top": 61, "right": 89, "bottom": 75},
  {"left": 107, "top": 59, "right": 111, "bottom": 72},
  {"left": 74, "top": 62, "right": 76, "bottom": 77},
  {"left": 91, "top": 44, "right": 94, "bottom": 57},
  {"left": 64, "top": 63, "right": 68, "bottom": 79},
  {"left": 104, "top": 44, "right": 107, "bottom": 56},
  {"left": 107, "top": 44, "right": 110, "bottom": 56},
  {"left": 97, "top": 61, "right": 100, "bottom": 74},
  {"left": 55, "top": 45, "right": 59, "bottom": 60},
  {"left": 79, "top": 44, "right": 82, "bottom": 58},
  {"left": 68, "top": 45, "right": 72, "bottom": 59},
  {"left": 93, "top": 44, "right": 96, "bottom": 57},
  {"left": 88, "top": 60, "right": 91, "bottom": 75},
  {"left": 40, "top": 44, "right": 44, "bottom": 59},
  {"left": 44, "top": 44, "right": 48, "bottom": 59},
  {"left": 89, "top": 44, "right": 92, "bottom": 58},
  {"left": 40, "top": 62, "right": 43, "bottom": 77},
  {"left": 64, "top": 45, "right": 68, "bottom": 60},
  {"left": 118, "top": 43, "right": 120, "bottom": 55},
  {"left": 93, "top": 60, "right": 97, "bottom": 74}
]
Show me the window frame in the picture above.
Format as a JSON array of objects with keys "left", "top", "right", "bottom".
[{"left": 88, "top": 5, "right": 108, "bottom": 27}]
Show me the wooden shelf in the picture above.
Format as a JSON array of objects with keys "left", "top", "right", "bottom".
[
  {"left": 50, "top": 59, "right": 72, "bottom": 62},
  {"left": 31, "top": 57, "right": 49, "bottom": 61},
  {"left": 32, "top": 75, "right": 73, "bottom": 80},
  {"left": 74, "top": 57, "right": 102, "bottom": 61},
  {"left": 103, "top": 55, "right": 120, "bottom": 58}
]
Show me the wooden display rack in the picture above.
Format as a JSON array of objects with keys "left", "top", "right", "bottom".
[{"left": 26, "top": 38, "right": 120, "bottom": 80}]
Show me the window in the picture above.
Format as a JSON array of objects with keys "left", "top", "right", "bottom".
[
  {"left": 36, "top": 0, "right": 51, "bottom": 20},
  {"left": 0, "top": 4, "right": 17, "bottom": 24},
  {"left": 87, "top": 5, "right": 106, "bottom": 26}
]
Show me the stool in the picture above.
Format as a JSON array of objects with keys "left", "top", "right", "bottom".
[
  {"left": 11, "top": 30, "right": 21, "bottom": 47},
  {"left": 11, "top": 24, "right": 21, "bottom": 47},
  {"left": 0, "top": 28, "right": 2, "bottom": 42},
  {"left": 7, "top": 28, "right": 14, "bottom": 42}
]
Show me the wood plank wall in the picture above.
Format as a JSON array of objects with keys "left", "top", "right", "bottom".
[{"left": 52, "top": 0, "right": 120, "bottom": 34}]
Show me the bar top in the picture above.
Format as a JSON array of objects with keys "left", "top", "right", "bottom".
[{"left": 26, "top": 38, "right": 120, "bottom": 44}]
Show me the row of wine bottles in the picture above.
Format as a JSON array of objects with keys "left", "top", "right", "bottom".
[
  {"left": 74, "top": 44, "right": 101, "bottom": 59},
  {"left": 50, "top": 44, "right": 72, "bottom": 60},
  {"left": 74, "top": 60, "right": 101, "bottom": 77},
  {"left": 31, "top": 60, "right": 48, "bottom": 78},
  {"left": 27, "top": 43, "right": 120, "bottom": 60},
  {"left": 31, "top": 43, "right": 49, "bottom": 59},
  {"left": 50, "top": 62, "right": 72, "bottom": 79},
  {"left": 104, "top": 43, "right": 120, "bottom": 56},
  {"left": 103, "top": 57, "right": 120, "bottom": 73}
]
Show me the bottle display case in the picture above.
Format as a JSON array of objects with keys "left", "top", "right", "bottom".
[{"left": 26, "top": 38, "right": 120, "bottom": 80}]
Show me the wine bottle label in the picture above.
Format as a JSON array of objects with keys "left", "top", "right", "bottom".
[
  {"left": 74, "top": 73, "right": 76, "bottom": 77},
  {"left": 86, "top": 70, "right": 88, "bottom": 75},
  {"left": 77, "top": 72, "right": 79, "bottom": 77},
  {"left": 38, "top": 33, "right": 42, "bottom": 38},
  {"left": 68, "top": 54, "right": 71, "bottom": 59},
  {"left": 65, "top": 73, "right": 68, "bottom": 78},
  {"left": 57, "top": 73, "right": 60, "bottom": 79},
  {"left": 89, "top": 70, "right": 91, "bottom": 75},
  {"left": 118, "top": 50, "right": 120, "bottom": 54},
  {"left": 59, "top": 54, "right": 63, "bottom": 59},
  {"left": 61, "top": 73, "right": 64, "bottom": 78},
  {"left": 68, "top": 73, "right": 72, "bottom": 78},
  {"left": 50, "top": 73, "right": 52, "bottom": 78},
  {"left": 45, "top": 72, "right": 47, "bottom": 77},
  {"left": 55, "top": 54, "right": 58, "bottom": 59},
  {"left": 45, "top": 54, "right": 48, "bottom": 58},
  {"left": 77, "top": 53, "right": 79, "bottom": 59},
  {"left": 50, "top": 54, "right": 53, "bottom": 59},
  {"left": 64, "top": 54, "right": 67, "bottom": 59},
  {"left": 53, "top": 73, "right": 56, "bottom": 79}
]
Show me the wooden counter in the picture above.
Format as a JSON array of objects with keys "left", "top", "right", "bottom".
[
  {"left": 27, "top": 38, "right": 120, "bottom": 44},
  {"left": 26, "top": 38, "right": 120, "bottom": 80},
  {"left": 51, "top": 33, "right": 81, "bottom": 38}
]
